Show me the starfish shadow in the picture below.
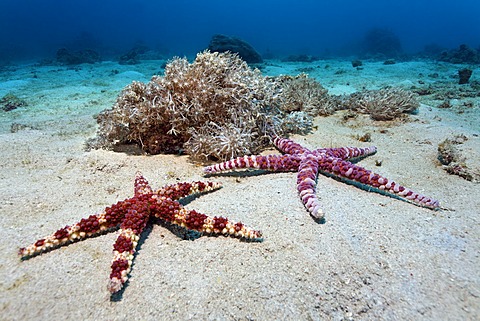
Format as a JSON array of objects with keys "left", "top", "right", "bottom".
[
  {"left": 311, "top": 216, "right": 326, "bottom": 224},
  {"left": 206, "top": 170, "right": 328, "bottom": 224},
  {"left": 204, "top": 169, "right": 271, "bottom": 178}
]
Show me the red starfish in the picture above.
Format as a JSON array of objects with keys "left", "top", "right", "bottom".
[
  {"left": 205, "top": 136, "right": 440, "bottom": 220},
  {"left": 19, "top": 172, "right": 261, "bottom": 294}
]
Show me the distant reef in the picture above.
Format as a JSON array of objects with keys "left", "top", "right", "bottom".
[
  {"left": 361, "top": 27, "right": 403, "bottom": 59},
  {"left": 438, "top": 44, "right": 480, "bottom": 64},
  {"left": 56, "top": 48, "right": 101, "bottom": 65}
]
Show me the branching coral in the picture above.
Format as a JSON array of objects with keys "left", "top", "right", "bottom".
[
  {"left": 275, "top": 74, "right": 335, "bottom": 116},
  {"left": 91, "top": 51, "right": 419, "bottom": 162},
  {"left": 279, "top": 111, "right": 313, "bottom": 135},
  {"left": 184, "top": 123, "right": 257, "bottom": 161},
  {"left": 340, "top": 87, "right": 419, "bottom": 120},
  {"left": 90, "top": 50, "right": 305, "bottom": 161},
  {"left": 272, "top": 76, "right": 418, "bottom": 121}
]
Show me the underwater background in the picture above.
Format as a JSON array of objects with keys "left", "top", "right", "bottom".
[
  {"left": 1, "top": 0, "right": 479, "bottom": 62},
  {"left": 1, "top": 1, "right": 479, "bottom": 321}
]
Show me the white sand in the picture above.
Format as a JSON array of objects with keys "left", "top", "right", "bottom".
[{"left": 0, "top": 59, "right": 479, "bottom": 320}]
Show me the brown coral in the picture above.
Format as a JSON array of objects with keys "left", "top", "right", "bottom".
[
  {"left": 90, "top": 50, "right": 309, "bottom": 161},
  {"left": 341, "top": 87, "right": 419, "bottom": 120},
  {"left": 90, "top": 51, "right": 421, "bottom": 162},
  {"left": 275, "top": 73, "right": 335, "bottom": 116}
]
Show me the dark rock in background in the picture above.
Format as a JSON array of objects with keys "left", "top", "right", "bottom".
[
  {"left": 56, "top": 48, "right": 101, "bottom": 65},
  {"left": 207, "top": 34, "right": 263, "bottom": 63},
  {"left": 458, "top": 68, "right": 473, "bottom": 84},
  {"left": 119, "top": 44, "right": 148, "bottom": 65},
  {"left": 351, "top": 60, "right": 363, "bottom": 68}
]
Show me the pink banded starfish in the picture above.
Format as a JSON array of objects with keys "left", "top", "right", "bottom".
[
  {"left": 204, "top": 136, "right": 440, "bottom": 220},
  {"left": 19, "top": 173, "right": 261, "bottom": 294}
]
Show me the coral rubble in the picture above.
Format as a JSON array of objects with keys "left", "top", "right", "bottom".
[
  {"left": 1, "top": 93, "right": 27, "bottom": 111},
  {"left": 438, "top": 135, "right": 479, "bottom": 182}
]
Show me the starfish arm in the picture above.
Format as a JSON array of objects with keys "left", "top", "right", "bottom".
[
  {"left": 173, "top": 208, "right": 263, "bottom": 240},
  {"left": 274, "top": 136, "right": 309, "bottom": 155},
  {"left": 297, "top": 155, "right": 324, "bottom": 219},
  {"left": 319, "top": 159, "right": 440, "bottom": 209},
  {"left": 108, "top": 197, "right": 151, "bottom": 293},
  {"left": 204, "top": 154, "right": 301, "bottom": 174},
  {"left": 19, "top": 201, "right": 128, "bottom": 258},
  {"left": 148, "top": 193, "right": 262, "bottom": 239},
  {"left": 315, "top": 146, "right": 377, "bottom": 161},
  {"left": 154, "top": 181, "right": 222, "bottom": 201}
]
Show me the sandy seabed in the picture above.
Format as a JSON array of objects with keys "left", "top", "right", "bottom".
[{"left": 0, "top": 58, "right": 479, "bottom": 320}]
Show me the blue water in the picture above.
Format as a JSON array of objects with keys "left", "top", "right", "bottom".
[{"left": 1, "top": 0, "right": 479, "bottom": 62}]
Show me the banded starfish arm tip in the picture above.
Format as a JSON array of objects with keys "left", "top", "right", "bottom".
[
  {"left": 310, "top": 205, "right": 325, "bottom": 220},
  {"left": 108, "top": 277, "right": 124, "bottom": 294},
  {"left": 19, "top": 210, "right": 123, "bottom": 259}
]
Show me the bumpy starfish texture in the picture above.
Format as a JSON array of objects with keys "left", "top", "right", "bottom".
[
  {"left": 205, "top": 136, "right": 440, "bottom": 219},
  {"left": 19, "top": 173, "right": 261, "bottom": 294}
]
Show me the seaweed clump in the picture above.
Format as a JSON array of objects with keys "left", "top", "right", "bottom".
[
  {"left": 91, "top": 51, "right": 311, "bottom": 161},
  {"left": 339, "top": 87, "right": 419, "bottom": 120}
]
